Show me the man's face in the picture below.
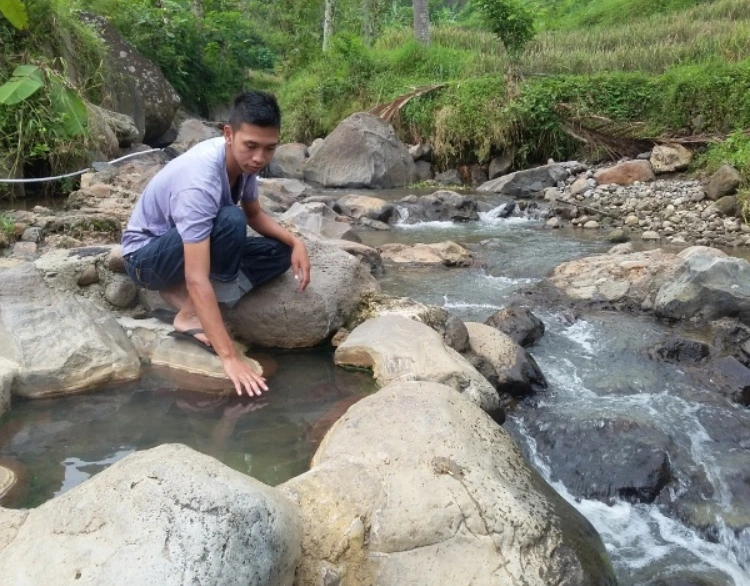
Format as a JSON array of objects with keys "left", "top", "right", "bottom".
[{"left": 224, "top": 122, "right": 279, "bottom": 175}]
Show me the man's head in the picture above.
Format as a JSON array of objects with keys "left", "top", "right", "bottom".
[{"left": 224, "top": 91, "right": 281, "bottom": 176}]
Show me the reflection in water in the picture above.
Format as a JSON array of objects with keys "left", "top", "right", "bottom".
[{"left": 0, "top": 348, "right": 376, "bottom": 508}]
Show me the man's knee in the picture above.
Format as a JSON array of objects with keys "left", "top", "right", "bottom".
[{"left": 213, "top": 206, "right": 246, "bottom": 243}]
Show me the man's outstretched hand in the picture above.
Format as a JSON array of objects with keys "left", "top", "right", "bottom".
[
  {"left": 222, "top": 355, "right": 268, "bottom": 397},
  {"left": 291, "top": 239, "right": 311, "bottom": 292}
]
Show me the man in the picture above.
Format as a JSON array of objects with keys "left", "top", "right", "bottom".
[{"left": 121, "top": 91, "right": 310, "bottom": 397}]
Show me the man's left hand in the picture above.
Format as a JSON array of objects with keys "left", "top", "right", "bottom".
[{"left": 291, "top": 239, "right": 311, "bottom": 292}]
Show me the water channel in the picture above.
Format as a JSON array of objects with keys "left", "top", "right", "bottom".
[{"left": 1, "top": 189, "right": 749, "bottom": 584}]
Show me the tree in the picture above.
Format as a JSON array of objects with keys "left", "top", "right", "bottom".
[
  {"left": 473, "top": 0, "right": 535, "bottom": 55},
  {"left": 323, "top": 0, "right": 335, "bottom": 51},
  {"left": 412, "top": 0, "right": 429, "bottom": 45}
]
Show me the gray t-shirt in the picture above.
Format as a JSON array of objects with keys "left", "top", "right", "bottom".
[{"left": 121, "top": 137, "right": 258, "bottom": 255}]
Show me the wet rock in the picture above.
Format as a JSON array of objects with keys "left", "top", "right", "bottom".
[
  {"left": 281, "top": 382, "right": 617, "bottom": 586},
  {"left": 226, "top": 239, "right": 378, "bottom": 348},
  {"left": 607, "top": 228, "right": 630, "bottom": 243},
  {"left": 465, "top": 322, "right": 547, "bottom": 396},
  {"left": 546, "top": 217, "right": 562, "bottom": 228},
  {"left": 478, "top": 163, "right": 567, "bottom": 197},
  {"left": 328, "top": 240, "right": 384, "bottom": 276},
  {"left": 701, "top": 356, "right": 750, "bottom": 406},
  {"left": 335, "top": 315, "right": 500, "bottom": 413},
  {"left": 268, "top": 142, "right": 308, "bottom": 180},
  {"left": 396, "top": 190, "right": 479, "bottom": 223},
  {"left": 595, "top": 160, "right": 655, "bottom": 186},
  {"left": 304, "top": 113, "right": 416, "bottom": 188},
  {"left": 524, "top": 409, "right": 673, "bottom": 503},
  {"left": 359, "top": 217, "right": 391, "bottom": 231},
  {"left": 0, "top": 264, "right": 141, "bottom": 398},
  {"left": 484, "top": 306, "right": 545, "bottom": 347},
  {"left": 77, "top": 264, "right": 100, "bottom": 286},
  {"left": 650, "top": 144, "right": 693, "bottom": 174},
  {"left": 647, "top": 569, "right": 734, "bottom": 586},
  {"left": 104, "top": 274, "right": 138, "bottom": 308},
  {"left": 435, "top": 168, "right": 463, "bottom": 186},
  {"left": 706, "top": 164, "right": 741, "bottom": 201},
  {"left": 169, "top": 118, "right": 221, "bottom": 155},
  {"left": 583, "top": 220, "right": 600, "bottom": 229},
  {"left": 280, "top": 202, "right": 360, "bottom": 242},
  {"left": 488, "top": 152, "right": 513, "bottom": 179},
  {"left": 378, "top": 241, "right": 473, "bottom": 267},
  {"left": 0, "top": 445, "right": 300, "bottom": 586},
  {"left": 334, "top": 194, "right": 396, "bottom": 223},
  {"left": 652, "top": 337, "right": 710, "bottom": 364}
]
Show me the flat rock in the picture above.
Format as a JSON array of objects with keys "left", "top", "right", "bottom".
[
  {"left": 395, "top": 190, "right": 479, "bottom": 223},
  {"left": 378, "top": 241, "right": 473, "bottom": 266},
  {"left": 334, "top": 315, "right": 499, "bottom": 414},
  {"left": 151, "top": 338, "right": 262, "bottom": 383},
  {"left": 484, "top": 306, "right": 545, "bottom": 346},
  {"left": 280, "top": 382, "right": 616, "bottom": 586},
  {"left": 0, "top": 445, "right": 301, "bottom": 586},
  {"left": 595, "top": 160, "right": 655, "bottom": 186},
  {"left": 280, "top": 202, "right": 360, "bottom": 242},
  {"left": 478, "top": 163, "right": 566, "bottom": 197},
  {"left": 334, "top": 194, "right": 395, "bottom": 223}
]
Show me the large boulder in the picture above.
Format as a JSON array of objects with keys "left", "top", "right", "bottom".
[
  {"left": 484, "top": 306, "right": 545, "bottom": 347},
  {"left": 395, "top": 190, "right": 479, "bottom": 223},
  {"left": 334, "top": 194, "right": 396, "bottom": 223},
  {"left": 303, "top": 113, "right": 416, "bottom": 188},
  {"left": 81, "top": 14, "right": 180, "bottom": 144},
  {"left": 649, "top": 144, "right": 693, "bottom": 174},
  {"left": 0, "top": 264, "right": 141, "bottom": 398},
  {"left": 0, "top": 445, "right": 300, "bottom": 586},
  {"left": 169, "top": 118, "right": 222, "bottom": 154},
  {"left": 280, "top": 202, "right": 360, "bottom": 242},
  {"left": 655, "top": 250, "right": 750, "bottom": 324},
  {"left": 465, "top": 322, "right": 547, "bottom": 396},
  {"left": 706, "top": 164, "right": 742, "bottom": 201},
  {"left": 268, "top": 143, "right": 308, "bottom": 180},
  {"left": 477, "top": 163, "right": 567, "bottom": 197},
  {"left": 378, "top": 241, "right": 474, "bottom": 267},
  {"left": 280, "top": 382, "right": 617, "bottom": 586},
  {"left": 334, "top": 315, "right": 500, "bottom": 414},
  {"left": 225, "top": 239, "right": 378, "bottom": 347},
  {"left": 594, "top": 160, "right": 655, "bottom": 186}
]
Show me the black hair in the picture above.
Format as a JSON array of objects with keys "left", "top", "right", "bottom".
[{"left": 228, "top": 91, "right": 281, "bottom": 130}]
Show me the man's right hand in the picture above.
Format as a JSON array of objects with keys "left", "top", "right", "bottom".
[{"left": 222, "top": 355, "right": 269, "bottom": 397}]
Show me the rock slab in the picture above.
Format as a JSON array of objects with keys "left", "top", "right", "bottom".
[{"left": 478, "top": 163, "right": 566, "bottom": 197}]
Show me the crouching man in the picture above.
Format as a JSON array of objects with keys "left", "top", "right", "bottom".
[{"left": 121, "top": 91, "right": 310, "bottom": 397}]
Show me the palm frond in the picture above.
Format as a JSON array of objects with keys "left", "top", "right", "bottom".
[{"left": 370, "top": 84, "right": 447, "bottom": 125}]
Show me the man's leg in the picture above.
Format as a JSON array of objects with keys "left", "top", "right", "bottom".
[{"left": 239, "top": 237, "right": 293, "bottom": 289}]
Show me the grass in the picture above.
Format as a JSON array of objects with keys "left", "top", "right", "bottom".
[{"left": 0, "top": 213, "right": 15, "bottom": 240}]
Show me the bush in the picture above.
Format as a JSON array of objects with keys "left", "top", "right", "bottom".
[{"left": 472, "top": 0, "right": 536, "bottom": 54}]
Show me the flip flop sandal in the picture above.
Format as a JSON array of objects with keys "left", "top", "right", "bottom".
[
  {"left": 150, "top": 308, "right": 178, "bottom": 324},
  {"left": 168, "top": 329, "right": 218, "bottom": 356}
]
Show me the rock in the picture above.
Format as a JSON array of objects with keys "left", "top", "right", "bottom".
[
  {"left": 649, "top": 144, "right": 693, "bottom": 174},
  {"left": 85, "top": 103, "right": 121, "bottom": 160},
  {"left": 81, "top": 13, "right": 180, "bottom": 144},
  {"left": 396, "top": 190, "right": 479, "bottom": 223},
  {"left": 77, "top": 264, "right": 100, "bottom": 286},
  {"left": 570, "top": 177, "right": 589, "bottom": 196},
  {"left": 359, "top": 217, "right": 391, "bottom": 231},
  {"left": 268, "top": 143, "right": 308, "bottom": 180},
  {"left": 170, "top": 118, "right": 222, "bottom": 154},
  {"left": 594, "top": 161, "right": 655, "bottom": 186},
  {"left": 307, "top": 138, "right": 324, "bottom": 159},
  {"left": 654, "top": 251, "right": 750, "bottom": 324},
  {"left": 469, "top": 164, "right": 488, "bottom": 185},
  {"left": 334, "top": 194, "right": 396, "bottom": 223},
  {"left": 335, "top": 315, "right": 500, "bottom": 414},
  {"left": 0, "top": 463, "right": 19, "bottom": 504},
  {"left": 414, "top": 160, "right": 432, "bottom": 182},
  {"left": 0, "top": 445, "right": 300, "bottom": 586},
  {"left": 478, "top": 163, "right": 567, "bottom": 197},
  {"left": 706, "top": 164, "right": 742, "bottom": 200},
  {"left": 378, "top": 241, "right": 473, "bottom": 267},
  {"left": 546, "top": 217, "right": 562, "bottom": 228},
  {"left": 525, "top": 409, "right": 673, "bottom": 503},
  {"left": 304, "top": 113, "right": 416, "bottom": 188},
  {"left": 713, "top": 195, "right": 737, "bottom": 217},
  {"left": 625, "top": 214, "right": 640, "bottom": 226},
  {"left": 327, "top": 240, "right": 384, "bottom": 276},
  {"left": 106, "top": 246, "right": 126, "bottom": 273},
  {"left": 258, "top": 179, "right": 308, "bottom": 214},
  {"left": 20, "top": 227, "right": 41, "bottom": 243},
  {"left": 11, "top": 241, "right": 37, "bottom": 259},
  {"left": 225, "top": 239, "right": 378, "bottom": 348},
  {"left": 88, "top": 104, "right": 140, "bottom": 148},
  {"left": 701, "top": 356, "right": 750, "bottom": 406},
  {"left": 488, "top": 152, "right": 513, "bottom": 179},
  {"left": 281, "top": 382, "right": 617, "bottom": 586},
  {"left": 104, "top": 274, "right": 138, "bottom": 308},
  {"left": 0, "top": 358, "right": 18, "bottom": 417},
  {"left": 0, "top": 264, "right": 141, "bottom": 398},
  {"left": 408, "top": 142, "right": 431, "bottom": 161},
  {"left": 151, "top": 337, "right": 262, "bottom": 383},
  {"left": 484, "top": 307, "right": 545, "bottom": 346},
  {"left": 642, "top": 230, "right": 661, "bottom": 240},
  {"left": 652, "top": 337, "right": 711, "bottom": 364},
  {"left": 607, "top": 228, "right": 630, "bottom": 243},
  {"left": 465, "top": 322, "right": 547, "bottom": 396},
  {"left": 583, "top": 220, "right": 600, "bottom": 229},
  {"left": 280, "top": 203, "right": 360, "bottom": 243},
  {"left": 434, "top": 168, "right": 462, "bottom": 186}
]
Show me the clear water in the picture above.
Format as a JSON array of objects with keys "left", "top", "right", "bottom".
[{"left": 0, "top": 348, "right": 376, "bottom": 508}]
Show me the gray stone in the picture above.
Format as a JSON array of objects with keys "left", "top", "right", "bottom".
[
  {"left": 88, "top": 104, "right": 140, "bottom": 147},
  {"left": 396, "top": 190, "right": 479, "bottom": 223},
  {"left": 488, "top": 151, "right": 513, "bottom": 179},
  {"left": 0, "top": 445, "right": 300, "bottom": 586},
  {"left": 0, "top": 358, "right": 17, "bottom": 417},
  {"left": 0, "top": 264, "right": 141, "bottom": 398},
  {"left": 106, "top": 246, "right": 126, "bottom": 273},
  {"left": 649, "top": 144, "right": 693, "bottom": 174},
  {"left": 546, "top": 217, "right": 562, "bottom": 228},
  {"left": 570, "top": 177, "right": 589, "bottom": 196},
  {"left": 170, "top": 118, "right": 221, "bottom": 154},
  {"left": 20, "top": 227, "right": 41, "bottom": 243},
  {"left": 642, "top": 231, "right": 661, "bottom": 240},
  {"left": 583, "top": 220, "right": 600, "bottom": 229},
  {"left": 408, "top": 142, "right": 431, "bottom": 161},
  {"left": 478, "top": 163, "right": 567, "bottom": 197},
  {"left": 280, "top": 203, "right": 360, "bottom": 243},
  {"left": 607, "top": 228, "right": 630, "bottom": 243},
  {"left": 359, "top": 217, "right": 391, "bottom": 231},
  {"left": 713, "top": 195, "right": 737, "bottom": 217},
  {"left": 484, "top": 306, "right": 545, "bottom": 347},
  {"left": 706, "top": 164, "right": 742, "bottom": 201},
  {"left": 77, "top": 264, "right": 100, "bottom": 286},
  {"left": 225, "top": 239, "right": 378, "bottom": 348},
  {"left": 334, "top": 194, "right": 395, "bottom": 223},
  {"left": 327, "top": 240, "right": 384, "bottom": 277},
  {"left": 308, "top": 138, "right": 325, "bottom": 159},
  {"left": 304, "top": 113, "right": 416, "bottom": 188},
  {"left": 268, "top": 143, "right": 308, "bottom": 180},
  {"left": 434, "top": 168, "right": 462, "bottom": 186},
  {"left": 701, "top": 356, "right": 750, "bottom": 406},
  {"left": 334, "top": 315, "right": 500, "bottom": 414},
  {"left": 414, "top": 160, "right": 432, "bottom": 182},
  {"left": 280, "top": 382, "right": 616, "bottom": 586},
  {"left": 378, "top": 241, "right": 473, "bottom": 267},
  {"left": 104, "top": 274, "right": 138, "bottom": 308}
]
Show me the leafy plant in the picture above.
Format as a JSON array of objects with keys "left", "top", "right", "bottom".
[
  {"left": 472, "top": 0, "right": 536, "bottom": 54},
  {"left": 0, "top": 0, "right": 28, "bottom": 30},
  {"left": 0, "top": 212, "right": 14, "bottom": 239}
]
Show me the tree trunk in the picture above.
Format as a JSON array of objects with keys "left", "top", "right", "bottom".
[
  {"left": 363, "top": 0, "right": 372, "bottom": 46},
  {"left": 192, "top": 0, "right": 203, "bottom": 18},
  {"left": 323, "top": 0, "right": 335, "bottom": 51},
  {"left": 413, "top": 0, "right": 430, "bottom": 45}
]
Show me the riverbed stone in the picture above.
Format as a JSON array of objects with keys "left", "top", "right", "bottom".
[
  {"left": 378, "top": 241, "right": 473, "bottom": 266},
  {"left": 649, "top": 144, "right": 693, "bottom": 174},
  {"left": 170, "top": 118, "right": 222, "bottom": 154},
  {"left": 484, "top": 306, "right": 545, "bottom": 346},
  {"left": 478, "top": 163, "right": 567, "bottom": 197},
  {"left": 104, "top": 274, "right": 138, "bottom": 308},
  {"left": 327, "top": 239, "right": 384, "bottom": 276},
  {"left": 0, "top": 264, "right": 141, "bottom": 398},
  {"left": 595, "top": 160, "right": 655, "bottom": 186},
  {"left": 225, "top": 239, "right": 378, "bottom": 348},
  {"left": 713, "top": 195, "right": 737, "bottom": 217},
  {"left": 280, "top": 382, "right": 617, "bottom": 586},
  {"left": 334, "top": 194, "right": 396, "bottom": 223},
  {"left": 0, "top": 444, "right": 301, "bottom": 586},
  {"left": 396, "top": 190, "right": 479, "bottom": 223},
  {"left": 268, "top": 142, "right": 308, "bottom": 180},
  {"left": 700, "top": 356, "right": 750, "bottom": 406},
  {"left": 0, "top": 358, "right": 18, "bottom": 417},
  {"left": 654, "top": 251, "right": 750, "bottom": 324},
  {"left": 304, "top": 113, "right": 416, "bottom": 188},
  {"left": 280, "top": 202, "right": 360, "bottom": 242},
  {"left": 706, "top": 164, "right": 742, "bottom": 201},
  {"left": 465, "top": 322, "right": 547, "bottom": 396},
  {"left": 77, "top": 264, "right": 100, "bottom": 286},
  {"left": 335, "top": 315, "right": 500, "bottom": 414},
  {"left": 652, "top": 337, "right": 711, "bottom": 364}
]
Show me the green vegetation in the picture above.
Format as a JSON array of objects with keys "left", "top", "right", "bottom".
[{"left": 0, "top": 212, "right": 14, "bottom": 240}]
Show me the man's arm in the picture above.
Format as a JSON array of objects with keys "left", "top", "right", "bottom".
[
  {"left": 183, "top": 240, "right": 268, "bottom": 396},
  {"left": 242, "top": 199, "right": 311, "bottom": 292}
]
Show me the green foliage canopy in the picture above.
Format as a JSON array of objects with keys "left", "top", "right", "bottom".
[{"left": 472, "top": 0, "right": 536, "bottom": 54}]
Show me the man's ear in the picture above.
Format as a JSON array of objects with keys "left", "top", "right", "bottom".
[{"left": 223, "top": 125, "right": 233, "bottom": 143}]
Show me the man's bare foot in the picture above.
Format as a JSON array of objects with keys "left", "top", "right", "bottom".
[{"left": 173, "top": 310, "right": 211, "bottom": 347}]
